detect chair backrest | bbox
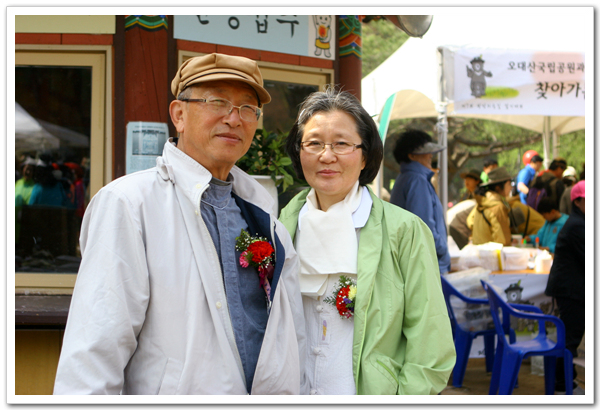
[440,275,490,331]
[440,275,459,325]
[480,280,510,341]
[481,279,549,342]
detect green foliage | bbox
[483,87,520,99]
[556,130,586,172]
[361,18,409,78]
[236,129,296,192]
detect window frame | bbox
[15,45,112,293]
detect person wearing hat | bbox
[54,53,307,395]
[389,129,450,274]
[460,168,482,200]
[559,166,578,215]
[545,180,585,394]
[467,166,514,246]
[516,154,544,204]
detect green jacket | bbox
[279,188,456,395]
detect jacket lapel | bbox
[233,194,283,301]
[352,189,383,380]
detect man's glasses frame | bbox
[179,97,262,122]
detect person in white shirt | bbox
[54,53,307,395]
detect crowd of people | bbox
[15,155,89,247]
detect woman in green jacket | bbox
[279,88,455,395]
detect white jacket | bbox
[54,141,307,395]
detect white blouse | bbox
[295,184,372,395]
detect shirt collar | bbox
[156,139,275,213]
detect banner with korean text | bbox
[174,15,336,60]
[443,47,585,116]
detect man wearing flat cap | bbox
[54,53,307,395]
[389,129,451,274]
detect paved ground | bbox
[440,358,585,395]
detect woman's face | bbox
[299,110,366,211]
[504,180,513,197]
[464,176,479,193]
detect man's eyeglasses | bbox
[300,140,363,155]
[179,97,262,122]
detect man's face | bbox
[170,80,259,180]
[551,167,565,179]
[531,161,543,172]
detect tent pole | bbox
[543,116,552,168]
[436,47,448,224]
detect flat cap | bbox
[171,53,271,105]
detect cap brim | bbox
[184,72,271,105]
[480,177,511,187]
[412,142,446,155]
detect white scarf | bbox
[295,181,363,297]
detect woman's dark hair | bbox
[285,87,383,186]
[392,129,433,164]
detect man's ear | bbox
[169,100,186,134]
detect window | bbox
[15,48,110,282]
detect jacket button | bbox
[216,301,222,309]
[310,389,317,395]
[316,305,323,312]
[195,210,199,215]
[312,347,321,355]
[195,183,201,189]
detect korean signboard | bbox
[174,15,336,60]
[443,47,585,116]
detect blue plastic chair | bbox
[481,280,574,395]
[440,275,501,387]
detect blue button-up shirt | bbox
[201,177,268,392]
[390,161,451,274]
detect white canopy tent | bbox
[362,10,588,208]
[15,102,60,152]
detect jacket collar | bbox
[400,160,434,179]
[157,139,276,214]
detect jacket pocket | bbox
[157,357,184,395]
[367,356,400,395]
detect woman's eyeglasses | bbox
[300,140,363,155]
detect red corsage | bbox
[235,229,275,302]
[324,275,357,319]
